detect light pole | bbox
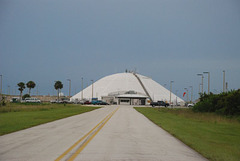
[0,75,2,97]
[91,80,94,100]
[197,74,204,94]
[67,79,71,97]
[226,82,228,92]
[184,88,189,103]
[223,70,225,92]
[36,85,39,96]
[81,77,83,100]
[170,81,174,105]
[203,72,210,94]
[15,86,17,95]
[189,86,193,103]
[8,85,10,95]
[54,81,58,100]
[175,90,178,105]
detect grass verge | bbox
[0,103,101,135]
[134,107,240,161]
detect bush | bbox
[193,89,240,116]
[22,94,30,100]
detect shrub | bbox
[193,89,240,116]
[22,94,30,100]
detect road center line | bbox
[55,107,119,161]
[67,107,119,161]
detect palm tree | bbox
[54,81,63,102]
[26,81,36,96]
[18,82,25,100]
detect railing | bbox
[133,73,153,102]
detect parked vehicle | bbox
[187,103,194,107]
[61,97,72,104]
[50,99,63,103]
[91,100,109,105]
[24,97,41,103]
[84,101,91,104]
[73,100,84,104]
[10,97,20,103]
[150,101,169,107]
[91,100,99,105]
[97,100,109,105]
[50,99,57,103]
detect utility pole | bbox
[0,75,2,98]
[37,85,39,96]
[81,77,83,100]
[203,72,210,94]
[223,70,225,92]
[170,81,174,105]
[226,82,228,92]
[91,80,94,100]
[8,85,10,95]
[189,86,193,103]
[67,79,71,97]
[175,90,178,105]
[197,74,204,94]
[184,88,189,103]
[199,83,201,94]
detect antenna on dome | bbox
[134,68,137,74]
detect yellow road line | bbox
[55,107,119,161]
[67,107,119,161]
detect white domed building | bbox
[71,72,184,105]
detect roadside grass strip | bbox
[0,104,101,135]
[134,107,240,161]
[55,107,119,161]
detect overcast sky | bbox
[1,0,240,100]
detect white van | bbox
[24,97,41,103]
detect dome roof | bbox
[71,72,184,103]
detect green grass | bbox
[0,103,101,135]
[134,107,240,161]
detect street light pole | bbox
[170,81,174,105]
[81,77,83,100]
[189,86,193,103]
[0,75,2,97]
[175,90,178,105]
[91,80,94,100]
[226,82,228,92]
[184,88,189,103]
[203,72,210,94]
[8,85,10,95]
[223,70,225,92]
[67,79,71,97]
[197,74,204,94]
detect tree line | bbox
[193,90,240,116]
[17,80,63,100]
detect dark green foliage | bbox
[0,96,6,106]
[22,94,30,100]
[54,81,63,101]
[26,81,36,96]
[54,81,63,90]
[193,90,240,116]
[17,82,25,99]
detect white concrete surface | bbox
[71,72,184,103]
[0,105,207,161]
[73,105,207,161]
[0,106,116,161]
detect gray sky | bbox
[1,0,240,100]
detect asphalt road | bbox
[0,105,208,161]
